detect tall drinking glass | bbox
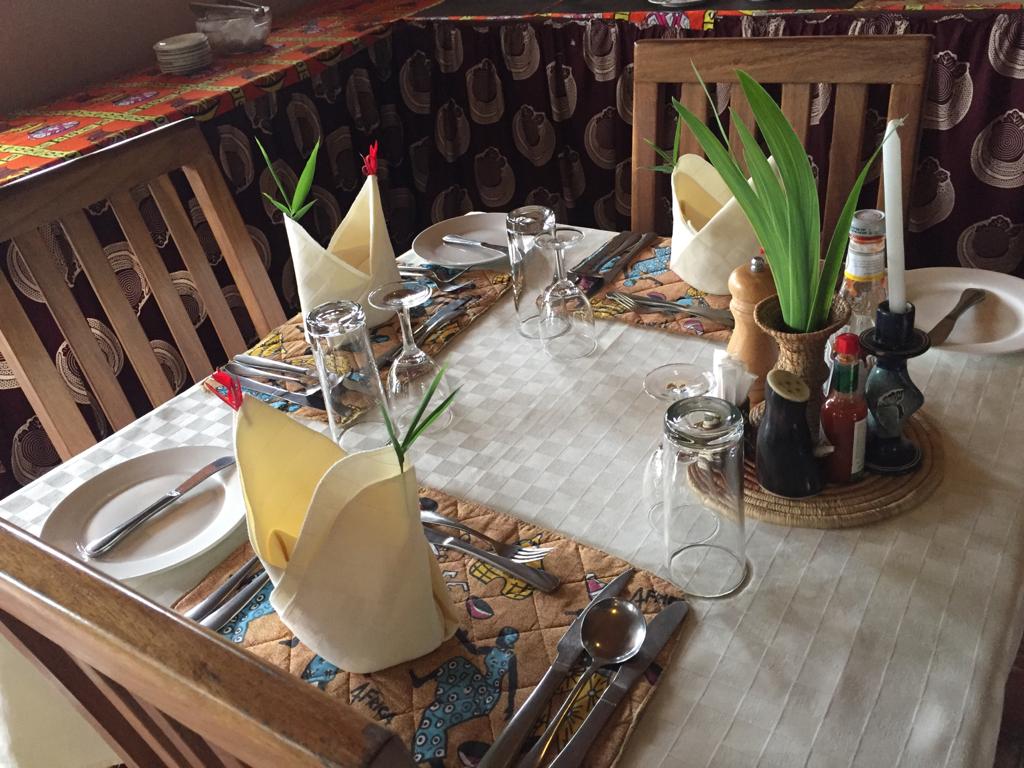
[306,300,391,452]
[662,396,749,598]
[507,205,556,338]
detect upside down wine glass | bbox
[641,363,716,528]
[368,280,454,433]
[536,227,597,360]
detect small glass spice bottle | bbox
[820,333,868,484]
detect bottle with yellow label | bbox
[839,209,888,337]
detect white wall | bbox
[0,0,313,114]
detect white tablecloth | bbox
[1,273,1022,768]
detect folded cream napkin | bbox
[233,397,459,673]
[669,154,761,295]
[285,147,400,327]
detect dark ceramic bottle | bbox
[756,369,823,498]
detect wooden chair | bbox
[0,518,415,768]
[0,119,287,461]
[630,35,934,236]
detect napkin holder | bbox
[234,397,458,673]
[287,143,400,327]
[669,154,761,295]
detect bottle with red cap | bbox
[820,333,868,484]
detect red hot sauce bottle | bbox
[820,333,868,484]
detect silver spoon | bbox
[517,598,647,768]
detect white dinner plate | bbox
[412,212,511,268]
[906,267,1024,354]
[41,446,244,581]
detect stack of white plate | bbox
[154,32,213,75]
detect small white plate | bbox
[907,267,1024,354]
[153,33,210,54]
[412,212,510,268]
[41,446,244,581]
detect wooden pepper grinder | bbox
[727,251,778,406]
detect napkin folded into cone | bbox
[285,144,400,328]
[233,397,459,673]
[669,154,762,295]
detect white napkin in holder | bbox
[286,146,401,327]
[234,397,459,673]
[669,154,761,295]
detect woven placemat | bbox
[206,268,509,425]
[591,237,733,342]
[175,488,689,768]
[689,411,944,529]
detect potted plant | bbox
[666,69,892,434]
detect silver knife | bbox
[199,570,271,630]
[224,360,318,388]
[478,568,636,768]
[422,526,560,593]
[184,554,261,621]
[927,288,987,346]
[82,455,236,558]
[234,354,314,378]
[231,374,326,409]
[547,600,689,768]
[442,234,509,257]
[569,231,640,280]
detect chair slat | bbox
[824,83,869,246]
[15,228,136,431]
[78,666,187,766]
[630,79,662,233]
[0,609,166,768]
[880,82,929,217]
[61,211,176,408]
[109,192,213,381]
[781,83,811,147]
[182,149,286,337]
[727,87,756,176]
[149,174,247,358]
[678,83,708,158]
[0,271,94,458]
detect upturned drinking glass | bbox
[306,300,391,451]
[507,205,557,338]
[661,396,749,599]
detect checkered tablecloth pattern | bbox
[3,285,1024,768]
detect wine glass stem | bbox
[398,306,418,354]
[553,244,568,281]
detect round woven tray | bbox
[689,411,944,529]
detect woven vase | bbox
[754,295,851,439]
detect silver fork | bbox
[608,291,735,327]
[419,498,553,564]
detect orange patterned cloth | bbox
[0,0,441,183]
[175,488,689,768]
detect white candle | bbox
[882,119,907,313]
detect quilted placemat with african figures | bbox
[204,267,509,424]
[590,237,733,343]
[175,488,689,768]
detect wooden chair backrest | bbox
[0,518,415,768]
[0,119,286,461]
[630,35,934,236]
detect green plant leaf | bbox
[737,70,819,330]
[262,193,292,217]
[405,387,460,448]
[291,199,317,221]
[379,403,404,469]
[648,164,677,174]
[254,138,291,207]
[644,138,676,166]
[291,139,321,215]
[400,365,448,452]
[808,125,896,329]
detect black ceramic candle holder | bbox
[859,301,931,474]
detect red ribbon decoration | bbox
[361,141,379,176]
[206,370,243,411]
